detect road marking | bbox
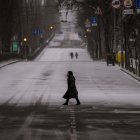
[70,107,77,140]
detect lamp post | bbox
[49,25,55,37]
[95,7,102,58]
[112,0,121,53]
[137,18,140,77]
[23,37,28,60]
[136,0,140,76]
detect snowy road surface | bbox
[0,47,140,106]
[0,33,140,140]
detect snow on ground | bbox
[69,32,81,40]
[0,46,140,106]
[37,48,92,62]
[53,33,65,41]
[0,29,140,106]
[48,33,64,47]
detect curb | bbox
[121,68,140,82]
[0,60,21,68]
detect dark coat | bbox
[63,75,78,99]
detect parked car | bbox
[106,53,115,66]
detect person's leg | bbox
[75,97,80,105]
[63,99,69,105]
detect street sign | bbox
[124,0,133,8]
[136,0,140,8]
[84,19,91,28]
[123,0,134,15]
[95,7,102,15]
[32,28,43,36]
[123,9,134,14]
[91,16,97,26]
[136,0,140,13]
[137,9,140,13]
[112,0,121,9]
[12,41,18,52]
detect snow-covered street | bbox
[1,0,140,139]
[0,33,140,106]
[0,32,140,140]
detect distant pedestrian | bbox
[75,52,78,59]
[63,71,80,105]
[70,52,74,59]
[66,10,68,18]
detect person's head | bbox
[67,71,73,76]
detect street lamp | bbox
[23,38,27,42]
[23,37,28,59]
[50,26,54,30]
[49,26,55,37]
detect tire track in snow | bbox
[0,95,15,106]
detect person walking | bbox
[63,71,80,105]
[75,52,78,59]
[70,52,74,59]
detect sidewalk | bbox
[121,68,140,82]
[0,59,21,68]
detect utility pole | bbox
[136,0,140,77]
[112,0,121,53]
[113,8,117,53]
[138,18,140,77]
